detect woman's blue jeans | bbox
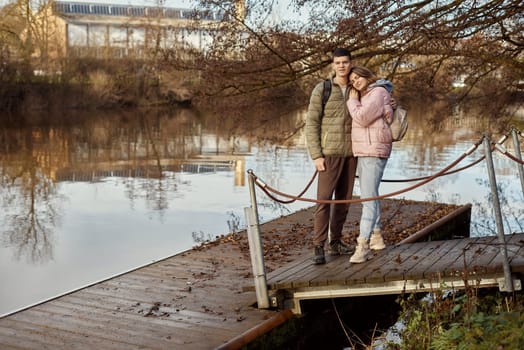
[357,156,388,240]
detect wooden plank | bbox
[508,234,524,272]
[12,306,181,346]
[12,301,239,349]
[0,320,71,350]
[267,256,327,289]
[137,259,225,277]
[69,286,259,324]
[410,239,467,280]
[311,254,362,286]
[288,252,362,288]
[307,254,356,287]
[459,236,501,275]
[81,284,253,313]
[49,298,234,330]
[440,236,501,278]
[3,312,137,350]
[74,276,256,313]
[346,245,418,285]
[81,281,193,301]
[47,300,240,343]
[54,294,254,337]
[134,264,218,280]
[78,285,254,317]
[383,240,448,282]
[487,234,524,274]
[346,243,415,284]
[287,259,338,288]
[309,249,381,286]
[100,276,189,293]
[402,239,463,281]
[266,255,312,284]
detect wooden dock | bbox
[1,199,513,349]
[266,233,524,314]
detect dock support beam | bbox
[483,135,513,292]
[245,170,270,308]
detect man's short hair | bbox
[332,48,352,60]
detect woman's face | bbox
[349,72,369,91]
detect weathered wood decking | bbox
[0,248,279,350]
[266,233,524,313]
[0,199,506,349]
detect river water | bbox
[0,105,523,317]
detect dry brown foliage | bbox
[161,0,523,122]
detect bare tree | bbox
[163,0,523,124]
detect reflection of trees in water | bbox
[122,173,184,221]
[117,110,201,219]
[1,185,59,264]
[0,129,62,263]
[257,199,291,222]
[0,107,221,262]
[1,102,520,261]
[472,179,524,236]
[411,145,522,237]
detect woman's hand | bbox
[349,88,359,99]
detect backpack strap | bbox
[321,79,332,115]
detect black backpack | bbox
[321,79,332,115]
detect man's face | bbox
[332,56,351,78]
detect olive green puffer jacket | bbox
[305,78,353,160]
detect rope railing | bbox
[495,145,524,165]
[253,128,524,205]
[382,129,516,183]
[381,155,485,183]
[251,136,484,205]
[257,153,486,205]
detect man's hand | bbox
[391,97,397,110]
[314,157,326,172]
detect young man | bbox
[305,48,357,264]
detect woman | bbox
[346,66,393,263]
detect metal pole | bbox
[511,127,524,197]
[483,135,513,292]
[245,170,269,308]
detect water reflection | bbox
[0,126,61,264]
[0,104,522,316]
[0,108,244,261]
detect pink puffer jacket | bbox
[347,86,393,158]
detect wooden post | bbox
[245,170,270,308]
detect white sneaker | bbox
[370,230,386,250]
[349,238,370,263]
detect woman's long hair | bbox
[349,66,378,85]
[349,66,378,99]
